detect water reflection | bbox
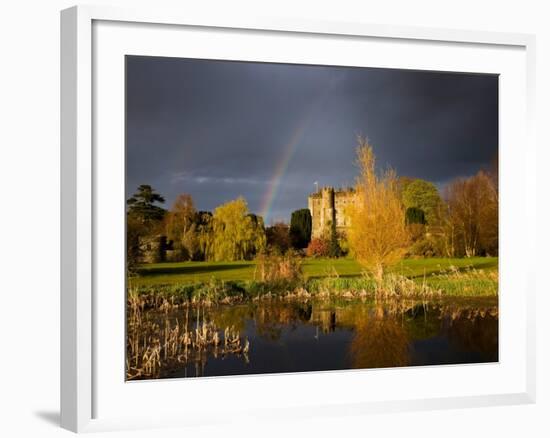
[126,298,498,380]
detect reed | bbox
[253,250,304,292]
[425,265,498,296]
[127,265,497,312]
[126,305,250,380]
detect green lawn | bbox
[131,257,498,287]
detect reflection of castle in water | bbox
[129,300,498,379]
[309,308,337,334]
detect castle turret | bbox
[320,187,335,234]
[308,186,355,238]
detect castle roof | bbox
[308,186,355,198]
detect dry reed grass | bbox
[126,305,250,380]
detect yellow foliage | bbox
[346,137,410,280]
[211,197,266,261]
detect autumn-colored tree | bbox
[349,311,409,369]
[266,222,292,254]
[196,211,213,261]
[346,136,410,281]
[443,170,498,257]
[210,197,266,261]
[164,193,198,260]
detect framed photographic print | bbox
[61,5,536,433]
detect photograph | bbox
[125,55,499,380]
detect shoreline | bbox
[128,274,498,310]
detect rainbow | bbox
[259,119,310,223]
[258,74,344,224]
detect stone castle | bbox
[308,187,356,238]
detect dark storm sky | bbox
[126,56,498,224]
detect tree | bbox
[164,193,198,260]
[328,218,342,258]
[443,171,498,257]
[405,207,426,225]
[266,222,292,254]
[210,197,266,261]
[289,209,312,249]
[126,185,166,271]
[127,184,166,223]
[196,211,213,261]
[397,176,416,199]
[401,179,443,225]
[405,207,427,246]
[289,209,311,249]
[346,136,410,281]
[126,213,146,274]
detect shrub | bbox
[407,238,436,257]
[306,237,330,257]
[254,250,303,287]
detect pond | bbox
[126,298,498,380]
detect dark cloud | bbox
[126,56,498,224]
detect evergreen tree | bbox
[289,209,312,249]
[328,218,341,258]
[127,184,166,223]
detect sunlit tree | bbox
[443,170,498,257]
[401,179,443,225]
[346,136,410,281]
[211,197,266,261]
[196,211,214,261]
[164,193,198,260]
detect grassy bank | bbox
[128,257,498,305]
[133,257,497,286]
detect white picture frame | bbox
[60,4,536,433]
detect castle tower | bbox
[308,186,355,239]
[320,187,335,233]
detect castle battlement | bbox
[308,187,356,238]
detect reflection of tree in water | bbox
[252,301,314,341]
[402,304,442,340]
[348,305,410,369]
[345,301,498,369]
[130,298,499,378]
[442,306,498,361]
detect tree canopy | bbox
[210,197,266,261]
[164,193,199,260]
[405,207,426,225]
[127,184,166,223]
[289,209,312,249]
[401,179,443,225]
[347,136,410,280]
[266,222,291,254]
[443,171,498,257]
